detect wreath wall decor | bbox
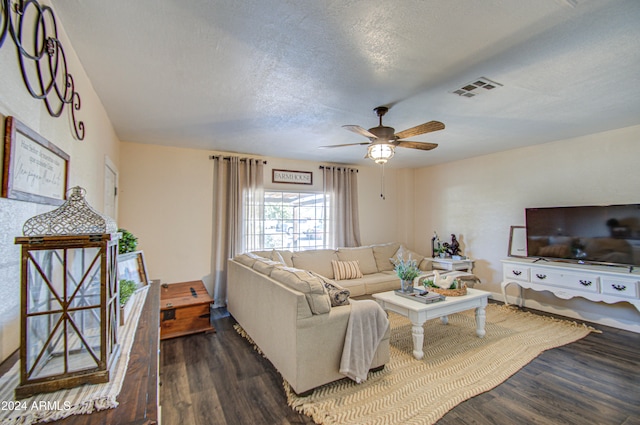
[0,0,85,140]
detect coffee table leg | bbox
[440,315,449,325]
[411,322,425,360]
[475,306,486,338]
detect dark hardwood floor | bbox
[160,303,640,425]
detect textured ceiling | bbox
[54,0,640,168]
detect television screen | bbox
[525,204,640,267]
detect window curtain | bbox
[211,156,264,307]
[322,166,360,248]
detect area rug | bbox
[283,303,598,425]
[0,286,149,425]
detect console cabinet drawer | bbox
[501,259,640,312]
[530,269,600,293]
[504,265,530,282]
[601,278,639,298]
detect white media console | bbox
[501,258,640,312]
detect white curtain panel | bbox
[322,166,361,248]
[211,156,264,306]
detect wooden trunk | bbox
[160,280,215,340]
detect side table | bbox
[424,257,474,272]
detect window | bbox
[244,191,329,251]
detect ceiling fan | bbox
[321,106,445,164]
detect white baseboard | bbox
[488,291,640,334]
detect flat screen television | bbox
[525,204,640,268]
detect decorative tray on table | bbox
[394,288,445,304]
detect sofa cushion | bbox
[292,249,338,279]
[273,250,294,267]
[331,260,364,280]
[362,271,403,294]
[310,272,351,307]
[252,258,283,275]
[251,250,274,259]
[372,242,401,272]
[418,258,434,271]
[336,246,378,275]
[270,267,331,314]
[234,253,259,267]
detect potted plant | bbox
[119,279,138,325]
[394,257,421,293]
[118,228,138,254]
[435,246,447,258]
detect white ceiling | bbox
[54,0,640,168]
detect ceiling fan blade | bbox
[342,125,378,139]
[394,141,438,151]
[318,142,371,149]
[394,121,445,139]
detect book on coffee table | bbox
[394,288,445,304]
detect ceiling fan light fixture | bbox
[368,144,395,164]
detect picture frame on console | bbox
[118,250,149,289]
[508,225,527,258]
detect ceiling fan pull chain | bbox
[380,163,386,200]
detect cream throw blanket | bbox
[339,299,389,383]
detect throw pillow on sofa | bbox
[324,279,350,306]
[270,267,332,315]
[308,271,351,307]
[332,260,364,280]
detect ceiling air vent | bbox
[450,77,503,98]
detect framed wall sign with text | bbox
[2,117,70,206]
[272,169,313,185]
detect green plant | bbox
[423,278,461,290]
[422,278,435,288]
[119,279,138,306]
[118,228,138,254]
[394,257,421,281]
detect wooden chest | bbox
[160,280,215,340]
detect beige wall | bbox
[0,2,121,362]
[119,126,640,331]
[118,143,215,289]
[118,144,411,294]
[413,124,640,331]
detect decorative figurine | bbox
[443,234,461,257]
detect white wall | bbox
[0,2,121,362]
[413,125,640,331]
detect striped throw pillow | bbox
[331,260,363,280]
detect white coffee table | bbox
[373,288,490,360]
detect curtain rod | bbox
[209,155,267,164]
[319,165,358,172]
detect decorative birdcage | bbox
[14,187,121,398]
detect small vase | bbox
[401,279,414,293]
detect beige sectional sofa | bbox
[227,242,432,394]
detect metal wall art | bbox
[0,0,85,140]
